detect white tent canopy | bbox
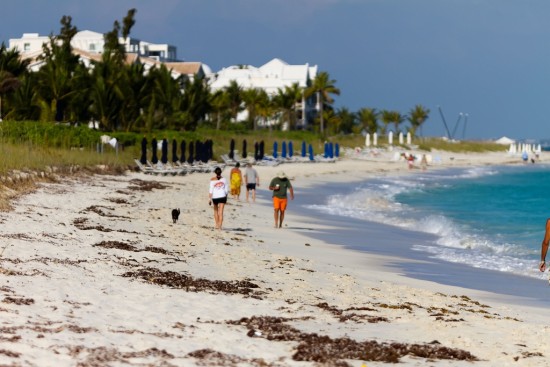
[495,136,515,145]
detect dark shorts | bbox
[246,183,256,191]
[212,197,227,205]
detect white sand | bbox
[0,149,548,366]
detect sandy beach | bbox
[0,149,549,367]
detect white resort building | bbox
[8,32,320,128]
[8,30,206,80]
[209,58,318,128]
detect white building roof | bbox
[209,58,317,96]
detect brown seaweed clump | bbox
[121,267,263,298]
[227,316,478,365]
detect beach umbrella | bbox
[388,131,393,145]
[140,137,147,164]
[242,139,247,159]
[308,144,314,161]
[273,141,278,158]
[254,141,259,161]
[229,139,235,160]
[399,132,404,145]
[324,142,329,158]
[259,141,265,160]
[289,141,294,157]
[301,141,306,157]
[195,140,202,163]
[188,141,195,164]
[281,141,287,158]
[365,134,371,148]
[373,132,378,146]
[180,140,186,163]
[335,143,340,157]
[206,139,214,161]
[172,139,179,162]
[161,139,168,164]
[151,138,158,164]
[329,142,334,158]
[407,132,412,145]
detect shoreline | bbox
[0,150,549,366]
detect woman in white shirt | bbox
[209,167,229,230]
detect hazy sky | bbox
[2,0,550,140]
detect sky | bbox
[2,0,550,140]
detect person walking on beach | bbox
[539,218,550,272]
[230,162,243,201]
[244,163,259,203]
[269,171,294,228]
[209,167,229,230]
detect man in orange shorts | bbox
[269,171,294,228]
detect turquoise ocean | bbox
[301,164,550,286]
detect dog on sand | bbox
[171,208,180,223]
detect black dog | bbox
[171,208,180,223]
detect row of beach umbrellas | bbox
[228,139,340,161]
[140,138,214,165]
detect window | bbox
[89,44,96,51]
[24,43,30,51]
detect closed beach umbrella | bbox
[161,139,168,164]
[328,142,334,159]
[242,139,247,159]
[365,133,371,147]
[254,141,259,161]
[180,140,186,163]
[273,141,278,158]
[324,142,329,158]
[289,141,294,157]
[308,144,314,161]
[282,141,287,158]
[140,137,147,164]
[259,141,265,160]
[195,140,202,163]
[188,141,194,164]
[172,139,178,162]
[335,143,340,157]
[206,139,214,161]
[151,138,158,164]
[229,139,235,160]
[301,141,306,157]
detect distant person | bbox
[230,162,243,201]
[420,154,428,170]
[522,151,529,163]
[539,219,550,273]
[244,163,259,203]
[209,167,229,230]
[269,171,294,228]
[407,153,415,169]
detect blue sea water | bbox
[305,164,550,282]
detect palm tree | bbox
[224,80,243,122]
[180,75,211,131]
[408,104,430,137]
[357,107,379,135]
[380,109,393,135]
[242,88,268,130]
[34,17,81,122]
[305,71,340,135]
[0,43,30,120]
[335,107,355,134]
[390,111,405,135]
[272,87,295,130]
[209,90,228,130]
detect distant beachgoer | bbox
[244,163,259,203]
[407,154,415,169]
[420,154,428,170]
[209,167,229,230]
[522,151,529,163]
[269,171,294,228]
[539,219,550,273]
[230,162,243,200]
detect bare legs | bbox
[273,208,285,228]
[246,189,256,203]
[213,203,225,230]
